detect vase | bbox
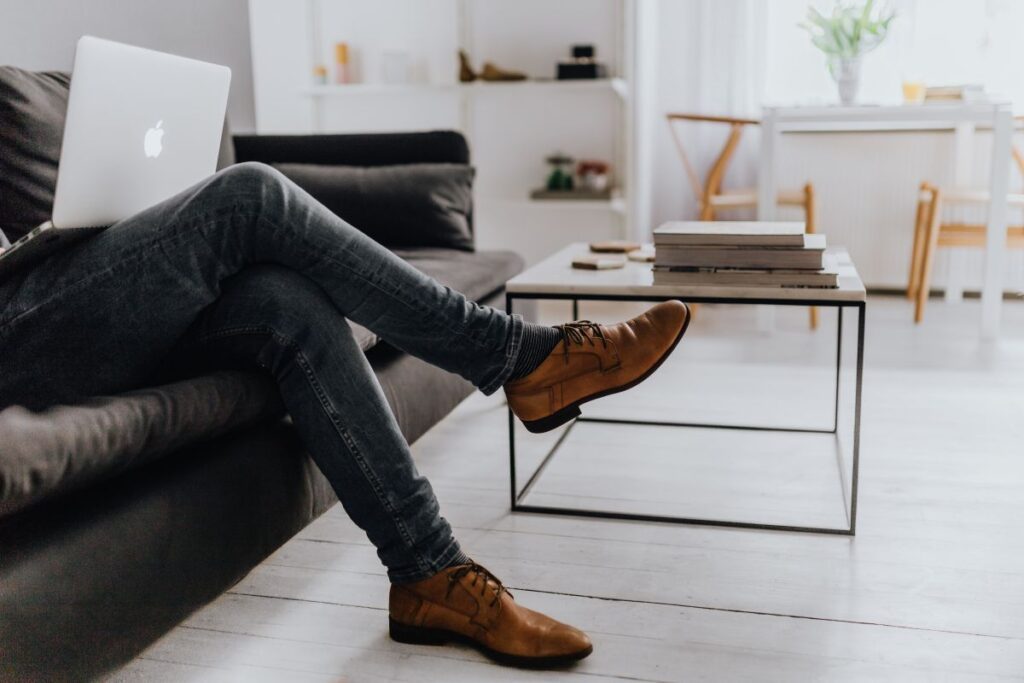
[831,56,862,105]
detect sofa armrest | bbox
[232,130,469,167]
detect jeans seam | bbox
[291,347,432,578]
[255,212,505,356]
[193,323,433,578]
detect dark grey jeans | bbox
[0,162,524,583]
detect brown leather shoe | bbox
[389,563,593,668]
[505,300,690,433]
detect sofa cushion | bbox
[273,163,475,251]
[0,370,283,519]
[394,247,524,303]
[0,67,70,242]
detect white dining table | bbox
[757,102,1015,339]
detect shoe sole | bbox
[389,617,593,669]
[521,303,692,434]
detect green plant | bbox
[800,0,895,63]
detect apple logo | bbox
[144,120,164,158]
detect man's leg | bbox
[165,265,459,583]
[0,162,688,437]
[0,162,518,410]
[164,265,594,665]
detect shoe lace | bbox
[556,321,608,364]
[446,562,510,608]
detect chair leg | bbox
[803,183,819,330]
[907,182,928,300]
[915,186,943,324]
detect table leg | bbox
[945,122,975,303]
[981,109,1012,339]
[757,112,779,333]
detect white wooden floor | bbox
[108,295,1024,682]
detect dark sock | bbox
[443,548,474,569]
[508,323,563,380]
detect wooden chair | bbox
[667,112,819,329]
[908,122,1024,323]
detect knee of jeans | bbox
[219,161,286,192]
[207,161,293,225]
[225,266,342,347]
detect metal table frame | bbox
[506,291,866,536]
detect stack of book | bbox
[652,221,838,288]
[924,84,985,103]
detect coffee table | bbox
[504,243,866,535]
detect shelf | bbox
[481,196,627,214]
[302,78,628,98]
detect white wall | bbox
[0,0,256,132]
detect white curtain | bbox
[650,0,769,229]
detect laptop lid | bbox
[51,36,231,228]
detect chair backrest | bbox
[666,113,761,216]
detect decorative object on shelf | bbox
[532,153,618,201]
[458,50,476,83]
[312,64,327,86]
[589,240,640,253]
[457,50,527,82]
[334,42,352,84]
[543,152,575,191]
[799,0,895,105]
[571,254,625,270]
[481,62,527,82]
[381,51,412,84]
[557,44,607,80]
[577,159,610,192]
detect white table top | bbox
[506,243,867,303]
[763,102,1013,132]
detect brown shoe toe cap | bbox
[644,300,689,335]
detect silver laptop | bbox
[0,36,231,275]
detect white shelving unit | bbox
[248,0,656,265]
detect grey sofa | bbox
[0,128,524,679]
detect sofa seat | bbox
[396,247,524,303]
[0,371,283,520]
